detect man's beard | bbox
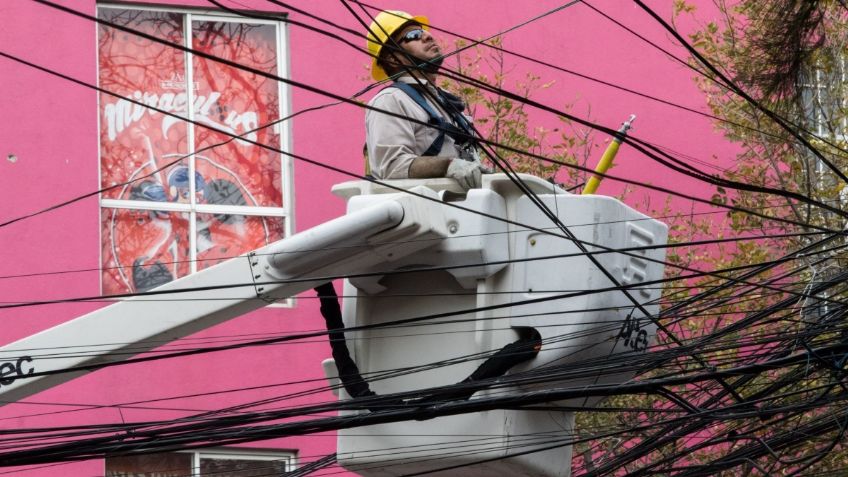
[414,54,444,75]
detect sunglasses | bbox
[397,28,426,44]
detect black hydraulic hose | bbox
[315,282,376,399]
[314,284,543,408]
[412,328,542,405]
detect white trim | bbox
[190,13,283,26]
[195,203,287,216]
[185,11,198,273]
[101,199,287,216]
[96,10,105,297]
[277,16,296,309]
[195,449,296,475]
[101,199,192,212]
[278,16,296,237]
[196,450,295,475]
[198,449,295,460]
[192,451,200,476]
[98,3,238,18]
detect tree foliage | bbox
[567,1,848,475]
[440,37,596,185]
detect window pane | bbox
[197,214,284,270]
[199,457,287,477]
[191,21,283,208]
[102,208,190,294]
[105,452,192,477]
[98,8,189,202]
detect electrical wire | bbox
[2,2,847,475]
[5,0,846,239]
[630,0,848,184]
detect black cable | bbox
[3,298,836,424]
[8,1,847,238]
[1,346,840,468]
[0,225,825,283]
[429,62,848,222]
[3,276,844,458]
[0,240,840,448]
[631,0,848,184]
[6,0,848,468]
[344,0,846,158]
[3,338,847,465]
[0,39,831,246]
[579,296,848,475]
[286,453,337,477]
[1,11,840,390]
[580,0,848,160]
[337,1,848,221]
[2,230,845,386]
[8,26,833,311]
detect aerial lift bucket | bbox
[328,174,667,477]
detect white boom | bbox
[0,190,452,404]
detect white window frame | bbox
[801,56,847,142]
[96,4,295,298]
[194,448,296,475]
[799,56,848,205]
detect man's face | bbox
[392,23,441,65]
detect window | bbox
[105,449,294,476]
[798,54,847,207]
[97,6,292,294]
[800,55,847,141]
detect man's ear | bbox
[383,50,401,66]
[388,48,415,67]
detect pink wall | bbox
[0,0,735,475]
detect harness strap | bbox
[391,81,447,157]
[439,88,474,134]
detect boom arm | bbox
[0,192,450,405]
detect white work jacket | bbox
[365,76,469,179]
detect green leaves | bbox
[438,37,592,184]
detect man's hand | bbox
[446,158,485,189]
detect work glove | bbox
[446,158,485,190]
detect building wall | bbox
[0,0,735,475]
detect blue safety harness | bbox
[389,81,475,157]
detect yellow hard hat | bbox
[366,10,429,81]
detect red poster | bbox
[98,9,284,294]
[192,20,283,208]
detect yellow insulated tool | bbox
[582,114,636,195]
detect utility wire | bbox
[631,0,848,184]
[6,1,847,237]
[4,2,848,472]
[2,338,846,465]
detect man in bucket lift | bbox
[365,10,490,190]
[315,12,538,406]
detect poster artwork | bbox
[99,11,284,294]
